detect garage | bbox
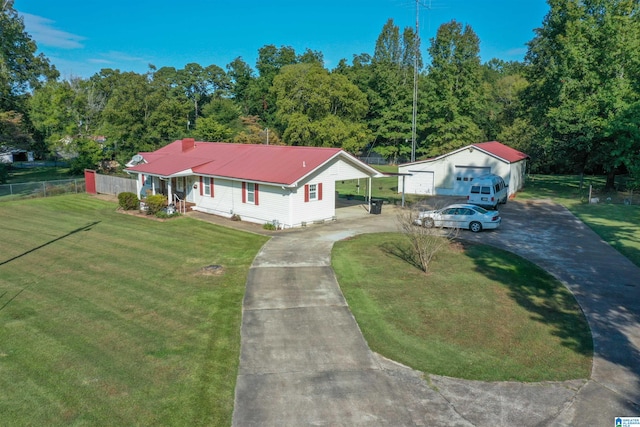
[406,170,434,195]
[453,166,490,194]
[397,141,529,198]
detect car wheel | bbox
[423,218,435,228]
[469,221,482,233]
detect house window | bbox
[247,182,255,203]
[304,183,323,202]
[242,182,259,205]
[200,177,213,197]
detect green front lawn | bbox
[0,194,268,426]
[332,233,593,382]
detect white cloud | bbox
[21,13,85,49]
[103,51,146,62]
[87,51,147,67]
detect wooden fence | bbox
[85,170,137,196]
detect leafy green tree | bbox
[68,137,103,174]
[226,57,255,115]
[601,101,640,185]
[244,45,299,125]
[176,63,230,128]
[192,116,234,141]
[99,71,156,155]
[423,20,485,156]
[0,110,32,151]
[477,59,528,141]
[272,63,370,152]
[366,19,422,162]
[233,115,281,145]
[69,78,106,136]
[0,0,58,112]
[524,0,640,185]
[147,98,190,143]
[28,81,76,151]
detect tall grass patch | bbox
[332,233,592,382]
[0,194,268,425]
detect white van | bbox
[467,174,508,209]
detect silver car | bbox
[414,203,501,232]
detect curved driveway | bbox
[231,199,640,426]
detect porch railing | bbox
[173,193,187,214]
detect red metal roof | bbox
[473,141,529,163]
[126,139,352,185]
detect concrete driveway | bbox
[230,199,640,426]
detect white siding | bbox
[399,147,527,197]
[193,178,293,227]
[190,157,378,228]
[507,160,527,195]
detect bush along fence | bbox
[0,179,86,201]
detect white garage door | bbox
[409,170,434,195]
[453,166,490,195]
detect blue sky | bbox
[15,0,549,79]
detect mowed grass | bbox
[0,194,268,426]
[332,233,593,382]
[6,165,82,183]
[336,164,426,205]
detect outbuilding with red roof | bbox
[397,141,529,198]
[125,138,383,228]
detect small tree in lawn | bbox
[396,206,458,274]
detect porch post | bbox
[368,177,372,211]
[151,178,156,195]
[137,174,143,198]
[167,179,173,206]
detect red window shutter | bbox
[210,178,214,197]
[199,176,203,196]
[255,184,259,206]
[242,182,246,203]
[318,183,323,201]
[304,184,309,202]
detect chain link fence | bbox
[587,184,638,205]
[0,179,86,201]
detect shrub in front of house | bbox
[145,194,167,215]
[155,210,180,219]
[118,192,139,210]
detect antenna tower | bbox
[411,0,432,163]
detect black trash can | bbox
[370,199,383,215]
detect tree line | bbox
[1,0,639,188]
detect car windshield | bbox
[472,206,488,214]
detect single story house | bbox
[125,138,383,228]
[397,141,529,197]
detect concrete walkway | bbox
[223,199,640,426]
